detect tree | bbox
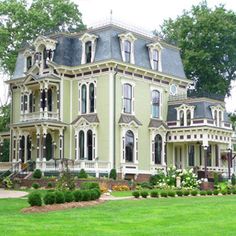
[160,1,236,96]
[229,113,236,131]
[0,104,10,132]
[0,0,85,75]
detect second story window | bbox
[180,110,184,126]
[124,40,131,63]
[89,83,95,113]
[26,56,32,70]
[123,83,132,114]
[153,49,159,71]
[187,110,191,126]
[82,84,87,114]
[85,41,92,63]
[152,90,160,118]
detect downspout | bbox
[113,66,118,169]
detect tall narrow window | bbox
[24,95,28,112]
[153,50,159,70]
[219,111,222,127]
[152,90,160,118]
[85,41,92,63]
[125,130,134,162]
[124,40,131,63]
[89,83,95,113]
[187,110,191,126]
[27,135,31,161]
[26,56,32,70]
[188,144,194,166]
[87,130,93,161]
[154,134,162,164]
[29,93,33,113]
[79,131,84,159]
[48,89,52,112]
[180,110,184,126]
[123,83,132,113]
[45,133,52,161]
[215,145,219,167]
[43,47,48,69]
[81,85,87,114]
[214,110,218,126]
[207,145,212,166]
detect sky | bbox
[1,0,236,111]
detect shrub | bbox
[213,190,219,195]
[140,190,149,198]
[140,182,153,189]
[191,190,198,196]
[232,189,236,195]
[112,185,129,191]
[227,189,232,195]
[176,190,183,197]
[3,176,13,189]
[109,169,117,180]
[44,192,56,205]
[33,169,42,179]
[183,190,190,196]
[32,183,40,189]
[56,170,75,191]
[150,190,159,198]
[80,182,100,190]
[78,169,88,179]
[221,189,227,195]
[28,192,42,206]
[132,191,140,198]
[55,191,65,204]
[47,182,53,188]
[200,190,206,196]
[232,174,236,186]
[149,172,166,186]
[64,191,74,202]
[73,190,83,202]
[92,188,101,199]
[213,173,219,186]
[167,190,175,197]
[206,190,212,195]
[90,189,100,200]
[160,191,168,198]
[81,190,91,201]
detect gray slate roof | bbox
[13,24,186,80]
[118,114,142,126]
[167,101,229,122]
[148,119,168,129]
[72,114,100,124]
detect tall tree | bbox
[0,0,85,75]
[160,1,236,96]
[0,104,10,132]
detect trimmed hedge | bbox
[73,190,83,202]
[78,169,88,179]
[213,190,219,195]
[81,190,91,201]
[176,190,183,197]
[28,192,42,206]
[183,190,190,196]
[32,169,42,179]
[200,190,207,196]
[160,191,168,198]
[167,191,175,197]
[191,190,198,196]
[32,183,40,189]
[132,191,140,198]
[44,192,56,205]
[80,182,100,190]
[150,190,159,198]
[140,191,149,198]
[55,191,65,204]
[64,191,74,202]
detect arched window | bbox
[29,93,33,113]
[45,133,52,161]
[219,111,222,127]
[27,135,31,161]
[187,110,191,126]
[124,40,131,63]
[180,110,184,126]
[79,131,84,159]
[48,88,52,112]
[89,83,95,113]
[153,50,159,71]
[152,90,160,118]
[87,130,93,160]
[85,41,92,63]
[124,83,132,113]
[20,136,25,163]
[125,130,134,162]
[154,134,162,165]
[81,85,87,114]
[26,56,32,70]
[43,47,48,69]
[214,110,218,126]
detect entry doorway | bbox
[175,146,183,169]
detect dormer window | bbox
[180,110,184,126]
[124,40,131,63]
[26,56,32,70]
[152,49,159,70]
[147,42,162,71]
[211,105,224,127]
[176,104,195,126]
[187,110,191,126]
[85,41,92,63]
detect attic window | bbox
[26,56,32,70]
[85,41,92,63]
[152,49,159,70]
[124,40,131,63]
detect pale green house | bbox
[0,21,234,180]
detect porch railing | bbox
[198,166,229,173]
[21,111,59,121]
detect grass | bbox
[111,191,133,197]
[1,195,236,235]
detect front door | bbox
[175,146,183,169]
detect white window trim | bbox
[210,105,224,127]
[150,86,163,120]
[147,42,163,71]
[118,32,137,64]
[79,33,98,64]
[121,79,135,115]
[175,104,195,126]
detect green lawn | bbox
[111,190,133,197]
[1,196,236,235]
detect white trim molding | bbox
[147,42,163,72]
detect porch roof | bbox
[10,120,67,128]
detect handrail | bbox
[0,161,20,180]
[10,160,35,179]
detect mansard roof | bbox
[118,114,142,126]
[13,22,186,80]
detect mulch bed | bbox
[21,199,105,214]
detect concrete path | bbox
[0,189,28,199]
[100,194,133,201]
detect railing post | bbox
[95,161,99,178]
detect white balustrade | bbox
[21,111,59,121]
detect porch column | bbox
[56,85,60,119]
[40,84,44,118]
[44,83,48,119]
[59,129,64,159]
[84,129,87,160]
[36,128,40,160]
[75,133,78,160]
[18,135,22,163]
[0,138,3,161]
[12,133,17,162]
[203,145,208,179]
[24,134,27,163]
[42,128,47,161]
[162,139,166,166]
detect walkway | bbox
[0,189,28,199]
[100,194,133,201]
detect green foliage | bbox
[64,191,74,202]
[150,190,159,198]
[160,191,168,198]
[44,192,56,205]
[80,182,99,190]
[149,173,165,186]
[55,191,65,204]
[191,190,198,196]
[160,2,236,96]
[90,189,100,200]
[206,190,212,195]
[167,190,175,197]
[232,189,236,195]
[47,182,53,188]
[0,0,85,75]
[78,169,88,179]
[3,176,13,189]
[81,190,91,201]
[231,174,236,186]
[132,191,140,198]
[200,190,207,196]
[140,182,153,189]
[213,190,219,195]
[221,189,227,195]
[183,190,190,196]
[0,104,10,132]
[28,192,42,206]
[176,190,183,197]
[214,173,219,186]
[33,169,42,179]
[32,183,40,189]
[109,169,117,180]
[73,190,83,202]
[0,139,10,162]
[227,189,232,195]
[56,169,75,191]
[140,190,149,198]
